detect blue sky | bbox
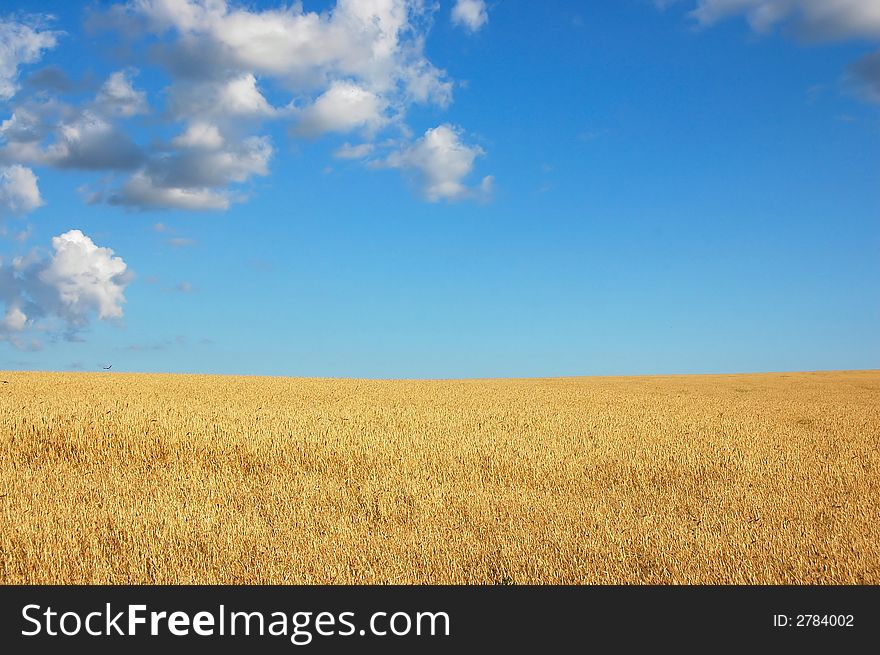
[0,0,878,377]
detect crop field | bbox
[0,370,878,585]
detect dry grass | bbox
[0,370,878,584]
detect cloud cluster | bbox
[0,229,130,349]
[0,16,60,225]
[106,0,454,103]
[0,58,254,210]
[0,16,131,353]
[1,3,494,210]
[0,3,498,350]
[452,0,489,33]
[79,0,489,206]
[0,93,145,172]
[0,16,61,100]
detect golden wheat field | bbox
[0,370,878,585]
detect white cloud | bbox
[452,0,489,32]
[167,73,275,120]
[95,69,149,117]
[110,171,232,211]
[2,305,27,331]
[0,105,47,143]
[0,230,130,348]
[150,134,271,187]
[1,102,144,171]
[478,173,494,198]
[293,81,387,137]
[680,0,880,40]
[103,128,271,211]
[48,111,144,170]
[0,17,61,100]
[109,0,453,102]
[0,165,43,216]
[220,73,274,115]
[171,121,225,149]
[39,230,129,320]
[384,124,491,202]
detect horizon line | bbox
[1,368,877,382]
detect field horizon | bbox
[3,368,878,381]
[2,369,878,585]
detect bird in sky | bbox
[102,365,112,370]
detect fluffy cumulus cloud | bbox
[171,121,225,150]
[451,0,489,32]
[0,230,130,348]
[166,73,275,121]
[0,16,61,101]
[42,111,143,170]
[95,69,148,117]
[0,164,43,216]
[108,172,229,210]
[293,81,387,137]
[38,230,128,320]
[384,124,491,202]
[139,134,273,190]
[108,131,272,210]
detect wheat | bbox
[0,370,877,584]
